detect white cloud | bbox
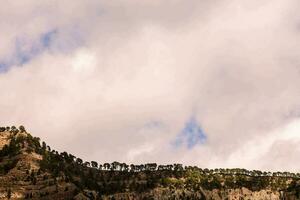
[71,48,97,73]
[0,0,300,171]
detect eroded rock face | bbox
[203,188,281,200]
[0,131,10,149]
[99,187,283,200]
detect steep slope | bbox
[0,126,299,200]
[0,128,77,199]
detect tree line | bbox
[1,125,299,179]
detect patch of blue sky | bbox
[40,29,57,48]
[0,27,87,73]
[173,117,207,149]
[0,29,58,72]
[0,62,10,73]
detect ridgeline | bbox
[0,126,299,200]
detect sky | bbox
[0,0,300,172]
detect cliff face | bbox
[0,127,299,200]
[93,187,300,200]
[99,187,283,200]
[203,188,281,200]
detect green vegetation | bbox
[0,125,299,199]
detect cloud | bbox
[220,118,300,172]
[0,0,300,171]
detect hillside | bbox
[0,126,299,200]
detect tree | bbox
[42,142,47,151]
[83,162,90,167]
[111,161,120,171]
[76,158,83,165]
[120,163,129,171]
[123,163,129,172]
[104,163,110,170]
[130,164,135,172]
[69,154,76,162]
[91,161,98,168]
[11,126,17,133]
[7,188,11,199]
[19,125,26,133]
[173,164,183,171]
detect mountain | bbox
[0,126,299,200]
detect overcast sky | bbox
[1,0,300,172]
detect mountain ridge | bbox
[0,126,299,200]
